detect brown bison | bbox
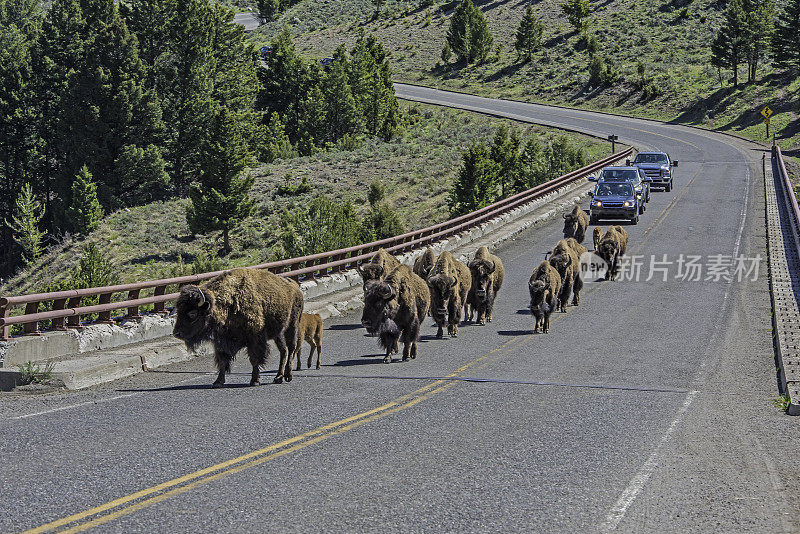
[173,268,303,388]
[593,226,603,251]
[549,239,583,311]
[294,313,323,370]
[597,225,629,281]
[528,261,562,334]
[413,248,437,279]
[427,251,471,337]
[361,265,430,363]
[467,246,505,325]
[357,248,401,287]
[563,205,590,243]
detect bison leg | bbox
[247,339,268,387]
[212,348,233,388]
[274,333,293,383]
[560,277,573,312]
[486,293,496,322]
[435,323,444,338]
[572,275,584,306]
[543,311,551,333]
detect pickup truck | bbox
[629,151,678,192]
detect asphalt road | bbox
[232,12,260,32]
[2,88,799,533]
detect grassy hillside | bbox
[251,0,799,155]
[1,103,608,296]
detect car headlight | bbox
[594,201,602,207]
[623,201,633,207]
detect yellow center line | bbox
[23,337,523,534]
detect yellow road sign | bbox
[761,106,773,119]
[764,117,771,125]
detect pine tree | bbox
[114,144,170,205]
[515,4,543,63]
[256,0,280,23]
[561,0,593,33]
[468,6,494,63]
[257,112,296,163]
[446,0,472,63]
[711,0,748,87]
[441,42,452,64]
[322,48,360,142]
[6,183,45,266]
[773,0,800,71]
[119,0,176,89]
[186,106,255,255]
[490,125,521,198]
[0,0,43,269]
[67,165,104,236]
[448,143,499,216]
[743,0,774,83]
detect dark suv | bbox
[630,152,678,192]
[589,181,640,225]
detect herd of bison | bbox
[172,205,628,388]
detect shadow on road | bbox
[327,324,364,331]
[498,330,533,336]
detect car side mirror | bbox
[625,159,631,166]
[588,191,594,198]
[588,175,597,182]
[672,161,678,167]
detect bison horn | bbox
[563,214,568,219]
[375,264,384,277]
[196,289,205,308]
[450,276,458,288]
[488,261,496,274]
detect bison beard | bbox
[378,318,401,354]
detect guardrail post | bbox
[66,297,83,330]
[22,302,41,335]
[1,302,9,340]
[125,289,142,321]
[97,293,113,324]
[153,285,167,314]
[51,298,68,331]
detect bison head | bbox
[426,273,458,321]
[548,251,572,278]
[528,279,551,318]
[563,214,579,240]
[361,279,399,332]
[358,263,384,284]
[468,259,496,302]
[173,285,214,350]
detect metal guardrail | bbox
[774,146,799,236]
[0,148,632,340]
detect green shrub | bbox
[17,361,55,386]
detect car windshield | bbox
[634,153,668,164]
[600,169,638,182]
[596,183,633,197]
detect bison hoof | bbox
[285,374,293,382]
[211,381,224,389]
[249,379,261,387]
[402,356,410,362]
[273,376,284,384]
[316,364,321,369]
[383,356,391,364]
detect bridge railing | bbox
[774,146,800,237]
[0,148,632,340]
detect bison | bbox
[294,313,323,370]
[361,264,430,363]
[563,205,590,243]
[549,239,583,311]
[173,268,303,388]
[427,251,471,338]
[528,260,562,334]
[413,248,437,279]
[467,246,505,325]
[357,248,401,287]
[597,225,629,281]
[593,226,603,251]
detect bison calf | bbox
[294,313,323,370]
[467,246,504,325]
[529,261,562,333]
[563,205,590,243]
[173,268,303,388]
[361,265,430,363]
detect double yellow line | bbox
[24,339,522,534]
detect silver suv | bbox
[630,152,678,192]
